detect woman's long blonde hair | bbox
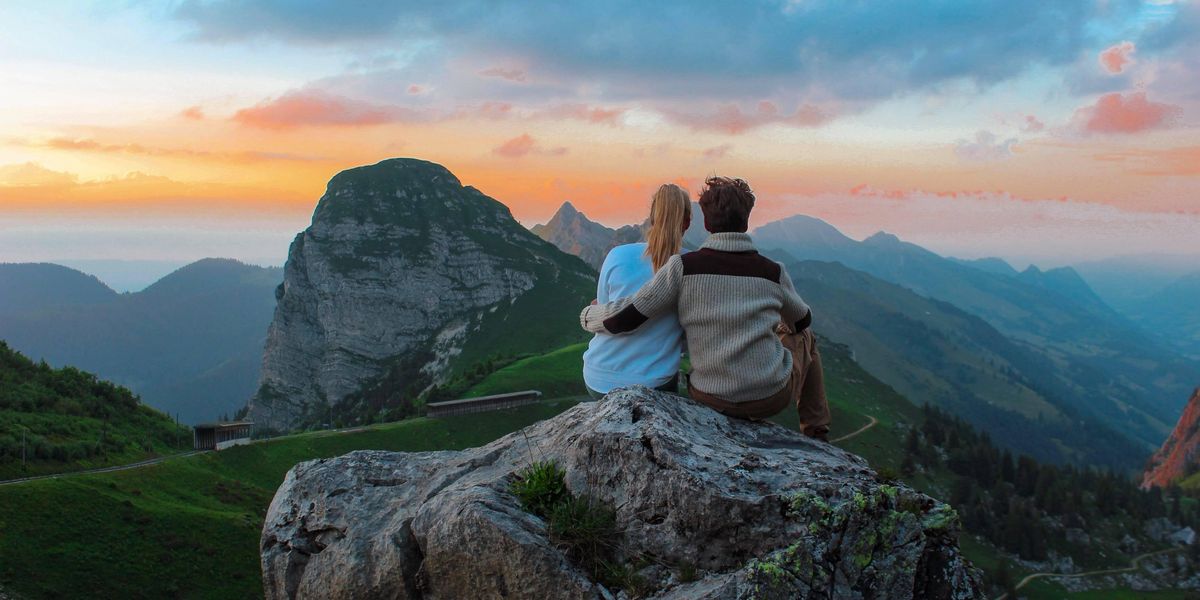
[644,183,692,273]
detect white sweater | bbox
[582,243,685,393]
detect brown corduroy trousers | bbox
[688,327,831,438]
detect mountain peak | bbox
[556,200,580,216]
[312,158,481,227]
[1016,265,1111,314]
[751,215,855,260]
[248,158,592,431]
[863,231,902,246]
[141,258,280,298]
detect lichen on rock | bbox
[260,387,983,599]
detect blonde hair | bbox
[644,183,691,273]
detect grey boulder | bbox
[261,387,983,599]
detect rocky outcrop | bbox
[261,387,983,599]
[1143,388,1200,488]
[247,159,593,431]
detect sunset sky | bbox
[1,1,1197,272]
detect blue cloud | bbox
[174,0,1189,104]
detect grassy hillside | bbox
[2,338,1190,598]
[464,342,589,399]
[0,342,190,480]
[0,401,580,599]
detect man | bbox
[579,176,831,440]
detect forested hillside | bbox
[0,342,189,479]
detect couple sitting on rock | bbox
[579,176,831,441]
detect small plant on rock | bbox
[549,494,617,575]
[510,460,570,518]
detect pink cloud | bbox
[1099,41,1136,74]
[407,84,425,95]
[179,105,205,120]
[1021,115,1045,133]
[540,104,626,125]
[34,136,327,163]
[493,134,535,157]
[702,144,733,159]
[479,67,527,82]
[669,101,832,134]
[1075,91,1182,134]
[232,90,420,129]
[492,134,566,158]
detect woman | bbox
[582,183,691,399]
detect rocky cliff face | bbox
[261,387,982,599]
[247,159,594,431]
[1143,388,1200,488]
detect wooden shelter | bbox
[193,421,253,451]
[426,391,542,418]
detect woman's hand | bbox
[591,299,598,305]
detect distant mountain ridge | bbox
[530,201,642,269]
[246,158,594,431]
[1124,272,1200,358]
[0,259,281,424]
[786,259,1147,467]
[539,205,1196,466]
[948,256,1019,277]
[754,214,1198,451]
[0,262,118,313]
[532,201,707,269]
[1015,264,1116,317]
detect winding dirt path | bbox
[0,451,206,487]
[831,415,878,443]
[993,547,1184,600]
[0,422,385,487]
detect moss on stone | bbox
[920,503,959,535]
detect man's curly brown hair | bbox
[698,176,755,233]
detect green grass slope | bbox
[0,400,579,599]
[462,336,913,472]
[464,342,589,399]
[2,338,1190,599]
[0,342,190,480]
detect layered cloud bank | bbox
[0,0,1196,264]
